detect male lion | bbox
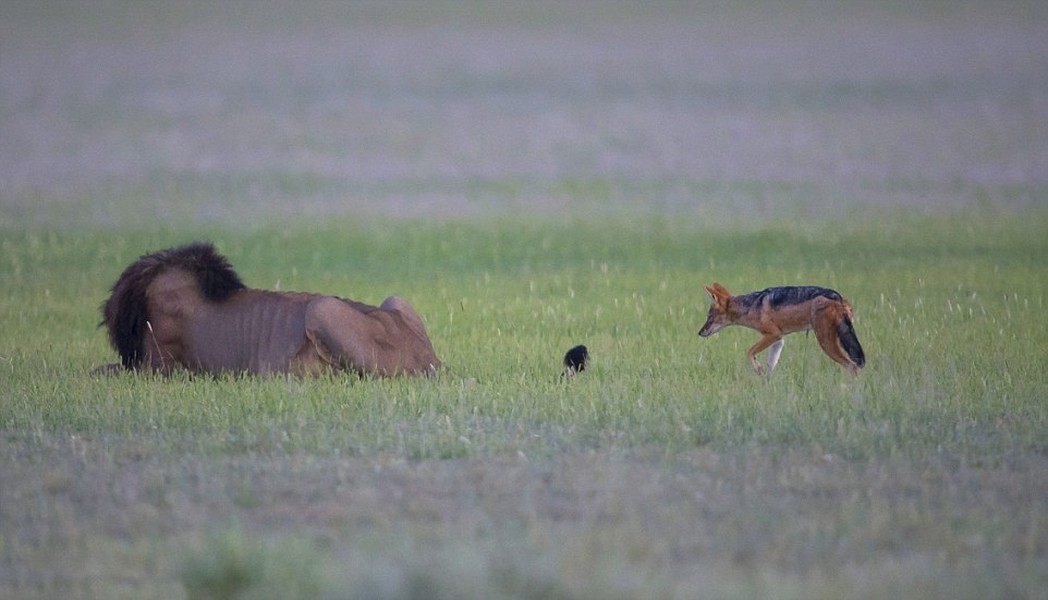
[99,243,441,377]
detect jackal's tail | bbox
[100,243,244,369]
[836,309,865,368]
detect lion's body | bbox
[101,243,441,377]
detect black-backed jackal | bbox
[698,282,865,375]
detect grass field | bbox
[3,1,1048,599]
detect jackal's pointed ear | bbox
[712,282,731,297]
[703,284,717,300]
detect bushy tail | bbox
[100,243,244,369]
[836,312,865,369]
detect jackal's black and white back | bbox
[735,286,843,311]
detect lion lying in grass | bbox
[98,243,441,377]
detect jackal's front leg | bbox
[747,333,783,374]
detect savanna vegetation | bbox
[2,1,1046,598]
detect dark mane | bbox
[157,242,246,302]
[100,242,245,369]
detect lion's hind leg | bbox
[304,296,386,376]
[380,296,426,335]
[304,296,440,377]
[380,296,441,371]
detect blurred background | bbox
[2,0,1046,227]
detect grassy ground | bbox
[2,215,1046,598]
[2,1,1047,598]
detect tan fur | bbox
[114,266,440,377]
[699,282,862,375]
[810,298,858,374]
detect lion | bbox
[98,242,441,377]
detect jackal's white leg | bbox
[766,339,785,372]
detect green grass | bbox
[1,213,1047,598]
[3,0,1047,597]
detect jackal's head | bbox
[698,282,733,337]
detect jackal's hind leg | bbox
[812,302,858,374]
